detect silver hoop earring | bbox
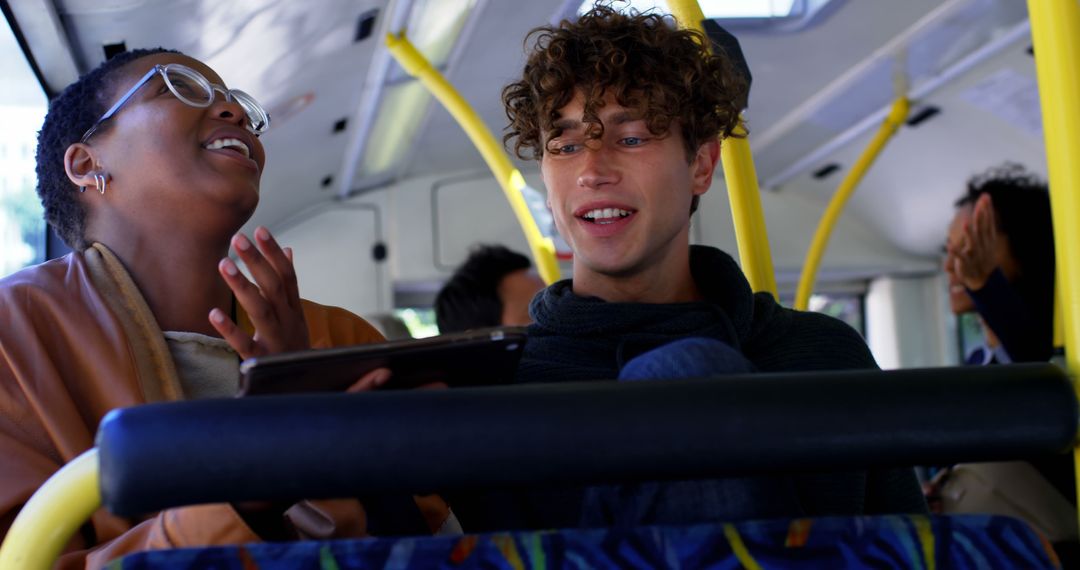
[94,173,107,195]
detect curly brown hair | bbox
[502,5,746,162]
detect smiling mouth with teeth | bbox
[204,137,251,158]
[581,208,634,225]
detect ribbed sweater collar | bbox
[528,246,756,346]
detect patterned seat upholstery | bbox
[111,514,1060,569]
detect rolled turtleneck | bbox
[517,245,877,384]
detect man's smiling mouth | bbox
[580,208,635,225]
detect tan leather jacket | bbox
[0,244,389,568]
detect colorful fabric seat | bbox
[110,514,1059,569]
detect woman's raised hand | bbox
[209,227,311,359]
[950,194,1000,291]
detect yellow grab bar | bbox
[722,128,778,298]
[385,32,561,285]
[0,449,101,570]
[1026,0,1080,535]
[794,97,908,310]
[1054,276,1064,350]
[1027,0,1080,380]
[668,0,778,298]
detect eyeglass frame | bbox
[80,63,270,143]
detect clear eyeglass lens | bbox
[165,68,213,105]
[164,66,268,134]
[232,91,269,133]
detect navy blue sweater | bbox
[450,247,926,532]
[517,246,878,382]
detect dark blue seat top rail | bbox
[97,363,1077,517]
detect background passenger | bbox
[0,48,445,567]
[455,6,926,531]
[936,164,1075,558]
[434,244,545,332]
[944,163,1056,363]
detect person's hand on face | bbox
[947,193,1000,291]
[209,226,311,359]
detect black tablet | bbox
[237,327,526,396]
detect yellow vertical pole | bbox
[1025,0,1080,533]
[385,33,561,285]
[1054,278,1064,350]
[668,0,778,298]
[722,131,779,298]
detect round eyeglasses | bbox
[81,64,271,143]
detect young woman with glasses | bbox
[0,49,449,567]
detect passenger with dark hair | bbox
[944,163,1056,363]
[434,245,545,333]
[937,164,1076,556]
[0,49,448,567]
[453,5,925,532]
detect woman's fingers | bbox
[972,198,996,244]
[232,232,290,319]
[226,230,303,345]
[973,194,997,245]
[954,210,997,290]
[209,307,258,359]
[253,227,301,308]
[218,256,275,329]
[958,225,973,257]
[347,368,392,392]
[217,230,311,356]
[344,372,447,392]
[954,256,985,291]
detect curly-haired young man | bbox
[454,5,926,532]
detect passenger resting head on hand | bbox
[944,164,1054,316]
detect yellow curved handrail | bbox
[0,448,101,570]
[1026,0,1080,534]
[793,97,909,310]
[385,32,561,285]
[668,0,778,298]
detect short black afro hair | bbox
[35,47,179,249]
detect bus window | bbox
[394,307,440,338]
[956,311,987,364]
[782,292,866,338]
[0,18,46,278]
